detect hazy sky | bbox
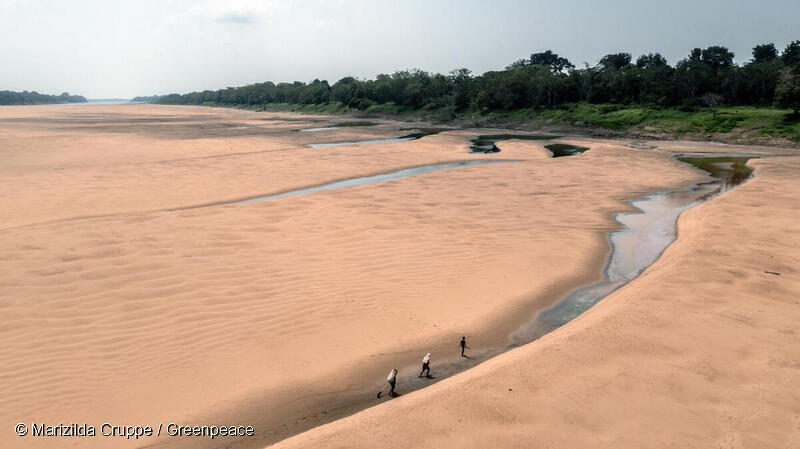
[1,0,798,98]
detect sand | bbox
[273,149,800,447]
[1,104,795,449]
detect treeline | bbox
[0,90,87,105]
[131,95,162,103]
[156,40,800,116]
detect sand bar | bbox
[274,148,800,448]
[2,104,781,448]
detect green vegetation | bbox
[0,90,86,105]
[775,67,800,115]
[256,101,357,114]
[525,104,800,140]
[150,39,800,142]
[131,95,162,102]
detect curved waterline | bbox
[372,153,759,415]
[236,160,519,204]
[308,129,446,148]
[2,160,520,232]
[511,154,756,344]
[193,150,760,447]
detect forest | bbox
[0,91,87,105]
[155,41,800,119]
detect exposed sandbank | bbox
[3,104,786,449]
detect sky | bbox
[1,0,799,99]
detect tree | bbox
[599,53,632,70]
[636,53,668,69]
[300,79,330,104]
[505,59,529,70]
[775,68,800,115]
[593,54,635,103]
[448,68,473,111]
[675,58,713,102]
[742,46,782,104]
[529,50,574,72]
[636,53,674,104]
[700,46,735,70]
[702,93,723,117]
[783,40,800,67]
[752,43,778,63]
[331,76,361,106]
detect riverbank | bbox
[273,148,800,448]
[164,101,800,148]
[1,104,793,449]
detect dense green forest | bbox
[153,41,800,141]
[0,90,87,105]
[156,41,800,114]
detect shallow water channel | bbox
[308,129,445,148]
[235,160,518,204]
[511,154,755,344]
[370,152,759,416]
[224,148,758,448]
[232,145,753,355]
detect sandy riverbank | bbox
[273,146,800,447]
[0,104,766,448]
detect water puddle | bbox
[235,160,518,204]
[676,155,755,192]
[308,130,445,148]
[469,134,560,154]
[298,127,339,132]
[309,136,415,147]
[544,143,590,157]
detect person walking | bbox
[419,353,431,378]
[377,368,398,398]
[460,336,469,357]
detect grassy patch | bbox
[535,104,649,130]
[528,104,800,141]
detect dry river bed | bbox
[0,104,796,449]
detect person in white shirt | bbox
[419,353,431,378]
[377,368,398,398]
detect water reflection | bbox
[511,154,756,344]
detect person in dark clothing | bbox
[419,353,431,378]
[460,336,469,357]
[377,368,398,398]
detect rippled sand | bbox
[274,146,800,448]
[3,104,782,449]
